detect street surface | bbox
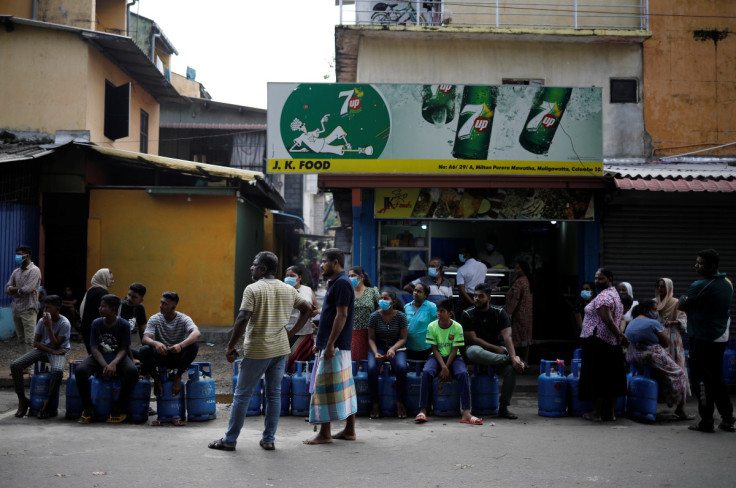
[1,390,734,488]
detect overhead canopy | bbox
[84,144,262,182]
[606,162,736,192]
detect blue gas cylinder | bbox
[156,369,186,422]
[627,364,658,422]
[353,360,371,416]
[432,377,460,416]
[291,361,311,416]
[186,362,216,421]
[378,363,397,417]
[538,359,567,417]
[723,339,736,385]
[573,348,582,360]
[261,372,292,416]
[567,359,593,416]
[127,373,151,423]
[91,375,122,421]
[65,360,83,419]
[29,361,60,417]
[470,365,499,416]
[405,360,424,417]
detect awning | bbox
[614,177,736,192]
[83,144,262,182]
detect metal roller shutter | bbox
[600,191,736,335]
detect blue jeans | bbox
[367,348,407,404]
[225,354,287,446]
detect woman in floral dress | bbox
[654,277,690,395]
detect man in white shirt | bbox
[455,246,487,317]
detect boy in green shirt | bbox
[414,299,482,425]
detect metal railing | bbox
[338,1,649,30]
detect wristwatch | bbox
[16,288,22,295]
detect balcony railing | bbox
[338,1,649,30]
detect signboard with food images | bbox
[374,188,595,221]
[267,83,602,176]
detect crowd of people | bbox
[5,242,734,451]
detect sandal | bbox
[718,420,735,432]
[15,398,30,418]
[78,408,94,424]
[259,439,275,451]
[498,410,518,420]
[582,413,602,423]
[672,412,695,421]
[106,413,127,423]
[150,419,164,426]
[171,417,186,427]
[208,438,235,451]
[688,423,715,433]
[414,412,428,423]
[460,416,483,425]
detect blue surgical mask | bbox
[458,254,466,263]
[647,311,660,320]
[284,277,297,287]
[486,244,495,252]
[428,267,438,277]
[580,290,592,300]
[349,277,359,288]
[14,254,23,266]
[378,300,391,310]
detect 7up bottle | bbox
[452,86,497,160]
[421,84,456,125]
[519,87,573,155]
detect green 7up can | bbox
[519,87,573,155]
[452,86,497,160]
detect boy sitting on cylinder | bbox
[414,299,482,425]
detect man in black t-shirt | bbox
[119,282,147,359]
[461,283,526,419]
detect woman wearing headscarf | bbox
[617,282,639,324]
[79,268,114,354]
[654,277,690,395]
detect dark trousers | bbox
[690,338,734,429]
[140,343,199,379]
[419,356,470,410]
[75,354,139,411]
[367,348,408,404]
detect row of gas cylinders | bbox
[234,359,501,417]
[30,361,216,422]
[538,354,659,422]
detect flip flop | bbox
[414,413,428,423]
[150,419,164,426]
[208,438,235,451]
[672,413,695,421]
[259,439,275,451]
[460,416,483,425]
[498,410,518,420]
[171,417,186,427]
[14,399,30,418]
[718,420,735,432]
[582,413,602,423]
[77,409,93,424]
[107,413,127,423]
[688,423,715,433]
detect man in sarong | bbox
[304,248,358,444]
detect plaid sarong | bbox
[309,349,357,424]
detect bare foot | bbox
[153,379,163,397]
[171,375,182,396]
[396,403,407,419]
[332,428,357,441]
[303,433,334,445]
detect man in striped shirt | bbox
[141,292,201,404]
[5,245,42,353]
[208,251,312,452]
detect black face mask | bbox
[595,282,607,292]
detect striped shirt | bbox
[144,312,198,346]
[368,310,408,351]
[240,278,306,359]
[5,262,42,312]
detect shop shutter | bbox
[600,191,736,335]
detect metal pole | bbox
[574,0,578,29]
[496,0,499,27]
[339,0,343,25]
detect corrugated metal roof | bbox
[615,177,736,192]
[84,144,262,182]
[0,144,54,163]
[159,123,266,130]
[605,162,736,179]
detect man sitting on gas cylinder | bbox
[139,292,201,409]
[461,283,526,419]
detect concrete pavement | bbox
[1,387,735,488]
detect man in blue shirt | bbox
[304,248,357,445]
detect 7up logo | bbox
[526,101,561,131]
[349,97,361,110]
[438,84,453,94]
[457,103,493,139]
[474,117,490,132]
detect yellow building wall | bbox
[0,0,33,17]
[36,0,94,30]
[86,47,161,154]
[644,0,736,156]
[0,26,88,134]
[170,72,203,98]
[87,189,237,326]
[95,0,127,34]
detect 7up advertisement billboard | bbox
[267,83,602,176]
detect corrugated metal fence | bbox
[0,203,40,307]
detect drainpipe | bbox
[32,0,37,19]
[150,24,161,62]
[126,0,138,37]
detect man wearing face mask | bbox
[5,245,42,353]
[403,257,453,303]
[478,234,506,268]
[455,246,487,319]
